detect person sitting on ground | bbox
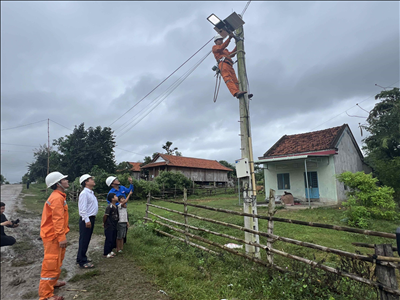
[103,193,119,258]
[0,201,18,247]
[116,192,131,253]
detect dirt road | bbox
[1,185,168,300]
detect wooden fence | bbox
[144,189,400,299]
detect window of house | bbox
[277,173,290,190]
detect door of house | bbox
[304,171,319,199]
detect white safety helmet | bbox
[79,174,92,185]
[106,176,117,187]
[45,171,68,188]
[214,34,223,42]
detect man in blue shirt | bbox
[105,176,134,204]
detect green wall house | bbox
[256,124,371,205]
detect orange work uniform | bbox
[38,190,69,300]
[212,37,240,97]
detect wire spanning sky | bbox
[1,1,399,183]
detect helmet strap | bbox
[57,182,66,192]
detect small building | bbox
[256,124,371,204]
[141,153,233,186]
[128,162,142,180]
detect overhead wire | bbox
[310,80,399,131]
[1,119,47,131]
[241,0,252,17]
[1,143,38,147]
[117,50,213,138]
[49,119,73,131]
[109,37,214,128]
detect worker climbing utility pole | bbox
[207,9,259,258]
[235,21,260,259]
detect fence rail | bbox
[144,189,400,298]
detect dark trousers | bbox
[1,235,16,247]
[76,216,95,266]
[104,228,117,256]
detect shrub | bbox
[337,171,397,227]
[154,171,193,191]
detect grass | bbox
[21,183,398,300]
[68,269,101,282]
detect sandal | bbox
[79,262,95,268]
[105,253,114,258]
[54,280,66,288]
[45,296,64,300]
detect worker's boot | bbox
[235,91,247,98]
[248,93,253,98]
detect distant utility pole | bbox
[47,118,50,175]
[236,23,260,258]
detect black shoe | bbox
[248,93,253,98]
[235,91,247,98]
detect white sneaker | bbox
[106,253,114,258]
[110,251,116,256]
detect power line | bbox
[117,50,212,139]
[1,143,38,148]
[241,0,252,17]
[1,149,34,154]
[1,119,47,131]
[49,119,73,131]
[310,80,399,131]
[116,49,212,136]
[115,147,146,156]
[109,37,214,128]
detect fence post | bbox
[174,184,177,198]
[162,183,165,199]
[183,188,189,244]
[267,189,276,265]
[375,244,399,300]
[145,192,151,223]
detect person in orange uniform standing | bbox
[212,33,249,99]
[38,171,70,300]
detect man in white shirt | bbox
[76,174,98,268]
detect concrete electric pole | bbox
[235,24,260,259]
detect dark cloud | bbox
[1,1,399,182]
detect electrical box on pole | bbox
[235,158,250,178]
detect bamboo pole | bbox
[154,228,219,255]
[157,199,396,239]
[267,189,275,264]
[147,203,397,266]
[353,242,398,252]
[146,216,400,294]
[183,188,189,244]
[267,247,400,296]
[144,192,151,223]
[144,217,286,273]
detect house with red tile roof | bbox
[256,124,371,204]
[128,162,142,180]
[141,153,233,186]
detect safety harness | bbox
[212,56,237,103]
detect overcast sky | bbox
[1,1,399,183]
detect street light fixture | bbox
[206,12,245,41]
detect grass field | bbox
[22,183,398,300]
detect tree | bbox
[218,160,236,179]
[26,145,61,183]
[162,141,178,155]
[0,174,6,185]
[53,123,116,180]
[363,88,400,200]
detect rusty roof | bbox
[261,124,349,158]
[141,153,233,171]
[129,162,142,172]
